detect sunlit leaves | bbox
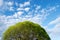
[2,21,50,40]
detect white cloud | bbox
[49,17,60,25]
[46,17,60,34]
[7,2,13,6]
[0,5,58,28]
[0,6,57,29]
[41,5,59,14]
[0,0,3,6]
[47,23,60,40]
[24,7,30,12]
[19,4,24,7]
[48,7,56,11]
[23,1,30,6]
[0,37,1,40]
[17,7,30,12]
[19,1,30,7]
[47,23,60,34]
[0,1,14,13]
[36,6,41,10]
[15,2,19,6]
[17,1,30,12]
[17,11,23,16]
[9,7,14,11]
[17,8,24,11]
[40,9,45,13]
[12,11,23,18]
[52,23,60,33]
[45,17,60,40]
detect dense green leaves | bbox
[2,21,50,40]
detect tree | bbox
[2,21,50,40]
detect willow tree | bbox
[2,21,50,40]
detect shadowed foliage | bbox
[2,21,50,40]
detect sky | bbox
[0,0,60,40]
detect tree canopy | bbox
[2,21,50,40]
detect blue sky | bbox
[0,0,60,40]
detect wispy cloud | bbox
[45,17,60,40]
[46,17,60,33]
[0,5,58,29]
[49,17,60,25]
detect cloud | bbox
[17,8,24,11]
[45,17,60,40]
[0,1,14,13]
[24,7,30,12]
[24,1,30,6]
[0,37,1,40]
[48,23,60,40]
[52,23,60,34]
[9,7,14,11]
[7,2,13,6]
[16,1,30,12]
[19,1,30,7]
[47,23,60,34]
[17,7,30,12]
[47,17,60,34]
[0,5,58,29]
[0,0,3,7]
[36,5,41,10]
[49,17,60,25]
[0,4,58,29]
[16,11,23,16]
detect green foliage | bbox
[2,21,50,40]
